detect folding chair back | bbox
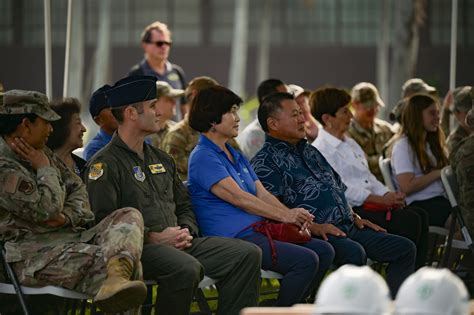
[379,158,449,265]
[378,157,396,191]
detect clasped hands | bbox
[148,226,193,250]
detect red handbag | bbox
[250,221,311,265]
[362,201,403,221]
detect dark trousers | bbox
[141,237,261,315]
[354,205,429,269]
[327,224,416,297]
[410,195,452,227]
[239,231,335,306]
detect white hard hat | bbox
[314,265,391,314]
[394,267,469,315]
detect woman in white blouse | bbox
[390,94,450,228]
[311,87,429,268]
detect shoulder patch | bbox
[3,173,20,194]
[88,162,104,180]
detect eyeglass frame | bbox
[144,40,172,48]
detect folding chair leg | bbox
[141,284,154,315]
[195,288,212,315]
[1,247,30,315]
[441,210,458,268]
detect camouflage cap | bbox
[0,90,60,121]
[351,82,385,108]
[156,81,184,99]
[452,86,473,113]
[402,78,436,98]
[185,76,219,104]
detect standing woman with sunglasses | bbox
[390,94,451,228]
[129,21,187,119]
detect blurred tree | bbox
[385,0,426,118]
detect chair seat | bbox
[144,275,217,289]
[0,282,91,300]
[198,276,218,288]
[429,226,449,236]
[260,270,283,280]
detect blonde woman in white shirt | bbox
[310,87,429,268]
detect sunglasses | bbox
[145,40,172,47]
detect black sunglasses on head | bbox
[145,40,172,47]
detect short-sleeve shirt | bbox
[251,135,353,228]
[84,128,112,161]
[391,136,445,204]
[188,135,262,238]
[237,119,266,161]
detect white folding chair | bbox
[440,166,473,268]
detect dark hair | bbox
[189,86,243,133]
[257,78,285,105]
[400,94,448,173]
[47,98,81,150]
[310,87,351,126]
[111,102,143,123]
[0,114,37,136]
[257,92,295,132]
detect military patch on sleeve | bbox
[148,163,166,174]
[3,173,20,194]
[88,162,104,180]
[18,180,35,194]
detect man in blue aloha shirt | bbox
[251,92,416,297]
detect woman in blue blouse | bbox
[187,86,335,306]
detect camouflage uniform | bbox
[161,117,240,181]
[447,125,470,158]
[451,134,474,237]
[348,118,394,182]
[0,91,144,296]
[451,103,474,237]
[149,120,176,149]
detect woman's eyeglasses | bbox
[145,40,172,47]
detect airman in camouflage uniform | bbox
[148,81,183,149]
[161,76,240,180]
[162,118,240,180]
[349,82,395,182]
[0,90,146,313]
[451,101,474,236]
[446,86,473,158]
